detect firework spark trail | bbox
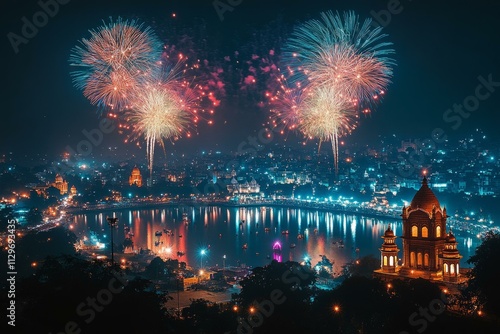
[284,11,394,109]
[267,72,305,134]
[284,10,395,78]
[127,85,190,177]
[307,44,391,104]
[298,85,358,174]
[69,17,162,110]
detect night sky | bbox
[2,0,500,164]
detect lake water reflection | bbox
[72,206,478,274]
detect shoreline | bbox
[64,200,401,221]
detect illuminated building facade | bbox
[374,177,463,283]
[129,166,143,187]
[227,177,260,194]
[53,174,68,195]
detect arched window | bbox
[410,252,416,267]
[424,254,429,267]
[389,256,394,266]
[444,263,448,273]
[383,256,387,266]
[412,226,418,237]
[457,264,459,274]
[436,226,441,238]
[450,264,455,275]
[417,253,423,266]
[422,226,428,238]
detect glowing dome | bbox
[384,225,394,237]
[446,232,456,243]
[409,177,441,213]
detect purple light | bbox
[273,241,282,262]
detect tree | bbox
[145,257,167,279]
[233,260,315,333]
[6,256,172,333]
[310,276,391,333]
[122,237,134,251]
[466,231,500,317]
[181,299,237,333]
[0,226,77,279]
[341,255,381,278]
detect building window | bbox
[410,252,416,267]
[450,264,455,275]
[422,227,428,238]
[444,263,448,273]
[389,256,394,266]
[417,253,423,266]
[384,256,387,266]
[436,226,441,238]
[424,254,429,267]
[457,264,459,274]
[412,226,418,237]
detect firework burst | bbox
[275,11,395,174]
[127,84,191,177]
[284,10,394,108]
[125,54,213,178]
[69,17,162,110]
[299,85,358,173]
[267,73,305,134]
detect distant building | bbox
[374,177,464,284]
[70,185,77,196]
[52,174,68,195]
[227,177,260,194]
[129,166,143,187]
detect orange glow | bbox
[249,307,255,314]
[333,305,340,313]
[233,306,238,312]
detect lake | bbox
[71,205,479,274]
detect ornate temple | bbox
[129,166,143,187]
[374,177,464,283]
[227,177,260,194]
[52,174,68,195]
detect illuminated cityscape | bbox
[2,0,500,333]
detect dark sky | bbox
[2,0,500,164]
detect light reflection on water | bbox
[72,206,478,273]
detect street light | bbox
[200,249,206,269]
[176,274,182,318]
[107,217,118,267]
